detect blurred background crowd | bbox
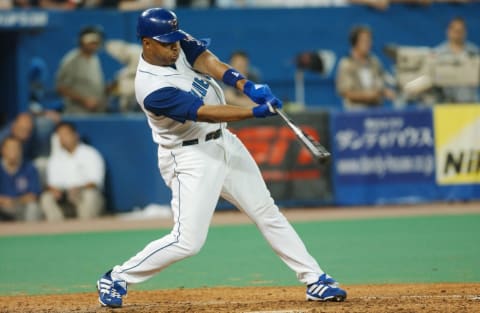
[0,1,479,222]
[0,0,476,10]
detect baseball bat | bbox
[274,108,331,164]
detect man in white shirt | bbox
[40,122,105,221]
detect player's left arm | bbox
[193,50,279,106]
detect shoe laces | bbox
[99,278,125,299]
[310,274,339,290]
[110,287,123,299]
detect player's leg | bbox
[109,143,227,284]
[220,131,321,283]
[220,130,346,301]
[97,143,228,307]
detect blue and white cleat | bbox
[96,270,128,308]
[306,273,347,302]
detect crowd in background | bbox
[36,14,480,115]
[0,1,479,222]
[336,17,479,109]
[0,0,475,10]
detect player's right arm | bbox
[143,87,279,123]
[196,104,253,123]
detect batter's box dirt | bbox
[0,283,479,313]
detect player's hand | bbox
[252,97,283,118]
[243,81,276,105]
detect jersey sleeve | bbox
[180,36,208,67]
[143,87,204,123]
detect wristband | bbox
[222,68,245,87]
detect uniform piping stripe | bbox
[138,69,158,76]
[120,152,181,273]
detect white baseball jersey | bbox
[135,44,226,148]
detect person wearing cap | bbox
[55,25,108,114]
[95,7,346,308]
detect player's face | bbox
[144,38,180,66]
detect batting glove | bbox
[243,81,276,105]
[252,97,283,118]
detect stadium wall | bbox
[66,105,480,212]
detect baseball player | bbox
[96,8,347,308]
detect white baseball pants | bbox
[111,129,323,285]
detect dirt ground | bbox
[1,283,479,313]
[1,202,480,312]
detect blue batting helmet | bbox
[137,8,187,43]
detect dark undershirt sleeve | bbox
[143,87,204,123]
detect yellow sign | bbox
[434,105,480,185]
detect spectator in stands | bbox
[216,0,470,9]
[118,0,175,10]
[177,0,213,7]
[13,0,77,9]
[336,25,395,110]
[40,122,105,221]
[0,113,36,160]
[350,0,389,10]
[56,25,108,114]
[216,0,364,8]
[0,137,42,222]
[0,111,58,189]
[434,17,479,103]
[0,0,12,8]
[224,51,261,107]
[351,0,470,8]
[434,0,472,3]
